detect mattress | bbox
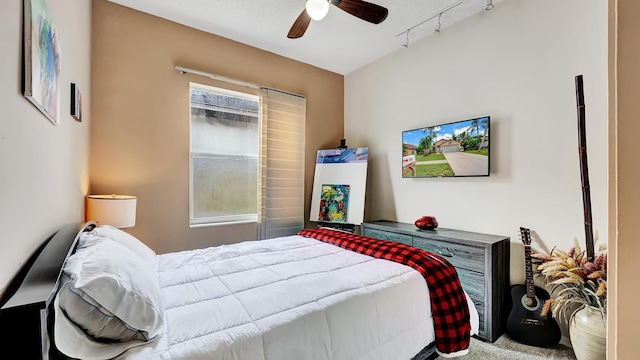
[118,234,478,359]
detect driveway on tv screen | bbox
[442,152,488,176]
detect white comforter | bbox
[121,235,478,360]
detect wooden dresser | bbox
[361,220,510,342]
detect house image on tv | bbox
[403,143,418,156]
[434,139,462,153]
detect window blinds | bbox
[258,89,306,239]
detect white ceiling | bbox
[107,0,500,75]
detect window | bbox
[189,82,306,235]
[189,83,260,226]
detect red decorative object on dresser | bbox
[415,216,439,230]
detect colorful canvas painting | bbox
[318,184,350,223]
[24,0,61,125]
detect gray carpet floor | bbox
[463,334,577,359]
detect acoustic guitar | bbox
[506,227,561,348]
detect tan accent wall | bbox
[90,0,344,253]
[609,0,640,358]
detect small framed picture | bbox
[70,83,82,121]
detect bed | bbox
[0,222,478,359]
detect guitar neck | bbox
[524,244,536,299]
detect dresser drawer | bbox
[363,228,412,246]
[456,268,485,302]
[411,237,484,273]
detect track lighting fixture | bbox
[396,0,463,46]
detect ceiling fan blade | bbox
[333,0,388,24]
[287,9,312,39]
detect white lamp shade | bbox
[86,195,137,228]
[306,0,330,21]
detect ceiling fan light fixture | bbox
[306,0,330,21]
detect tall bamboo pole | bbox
[575,75,595,260]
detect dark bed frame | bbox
[0,221,438,360]
[0,222,93,359]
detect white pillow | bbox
[90,225,157,267]
[57,239,165,345]
[54,298,153,360]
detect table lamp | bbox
[86,194,137,228]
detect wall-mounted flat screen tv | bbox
[402,116,490,178]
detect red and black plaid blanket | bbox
[297,227,471,356]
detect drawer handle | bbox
[436,247,454,257]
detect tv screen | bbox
[402,116,490,178]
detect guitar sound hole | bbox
[520,295,541,311]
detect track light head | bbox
[485,0,494,10]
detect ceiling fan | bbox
[287,0,389,39]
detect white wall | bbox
[345,0,608,284]
[0,0,91,295]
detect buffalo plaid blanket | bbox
[297,227,471,356]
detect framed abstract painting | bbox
[23,0,61,125]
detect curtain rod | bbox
[174,66,304,98]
